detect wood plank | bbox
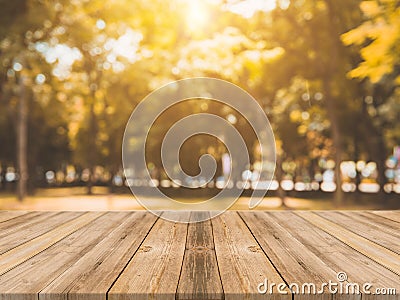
[0,210,398,300]
[108,212,189,300]
[0,212,84,254]
[268,212,400,294]
[316,211,400,254]
[0,212,128,300]
[176,212,223,300]
[0,212,104,276]
[295,211,400,276]
[371,211,400,223]
[0,212,55,233]
[213,212,290,300]
[0,211,30,223]
[240,211,339,300]
[348,211,400,235]
[344,211,400,233]
[39,211,158,300]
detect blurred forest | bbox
[0,0,399,202]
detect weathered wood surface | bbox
[0,210,399,300]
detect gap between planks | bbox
[0,212,104,276]
[295,211,400,276]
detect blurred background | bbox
[0,0,399,210]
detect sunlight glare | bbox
[226,0,277,18]
[186,0,209,33]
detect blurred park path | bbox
[0,188,395,211]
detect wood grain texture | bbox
[0,212,123,300]
[371,210,400,223]
[0,210,399,300]
[296,211,400,276]
[240,211,336,300]
[0,211,30,223]
[0,212,55,237]
[316,211,400,254]
[176,212,223,300]
[0,212,83,254]
[267,212,400,295]
[108,212,189,300]
[213,212,290,300]
[40,212,157,300]
[344,211,400,236]
[0,212,103,276]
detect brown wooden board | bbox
[0,211,398,300]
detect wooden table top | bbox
[0,210,399,299]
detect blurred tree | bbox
[48,0,185,193]
[248,0,366,203]
[1,0,398,200]
[0,0,68,199]
[342,0,400,187]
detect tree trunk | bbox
[17,73,28,201]
[276,154,288,208]
[324,0,344,206]
[87,101,96,195]
[323,83,344,205]
[85,66,102,195]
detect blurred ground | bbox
[0,187,398,211]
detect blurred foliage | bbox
[0,0,399,194]
[342,0,400,83]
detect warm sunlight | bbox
[185,0,209,33]
[2,0,400,294]
[225,0,278,18]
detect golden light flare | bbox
[185,0,210,34]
